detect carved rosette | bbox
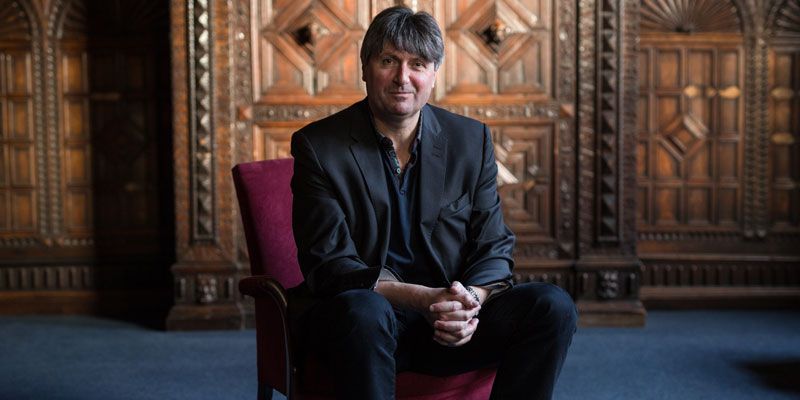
[640,0,742,33]
[597,270,620,299]
[188,0,216,242]
[576,269,639,300]
[769,0,800,38]
[195,274,218,304]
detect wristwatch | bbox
[465,286,481,305]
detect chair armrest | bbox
[239,275,289,309]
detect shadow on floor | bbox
[741,359,800,394]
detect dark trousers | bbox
[296,282,578,400]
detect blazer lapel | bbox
[419,105,447,234]
[349,100,390,264]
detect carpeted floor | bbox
[1,311,798,399]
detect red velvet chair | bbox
[234,158,496,399]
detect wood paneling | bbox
[0,5,38,246]
[638,0,800,307]
[246,0,565,263]
[0,0,173,323]
[769,49,800,230]
[638,40,744,229]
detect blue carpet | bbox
[1,311,798,399]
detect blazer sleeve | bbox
[290,131,381,296]
[460,124,515,288]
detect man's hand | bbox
[374,280,488,347]
[427,281,482,347]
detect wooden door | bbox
[637,0,800,306]
[637,39,744,233]
[768,0,800,233]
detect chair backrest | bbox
[232,158,304,289]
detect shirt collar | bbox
[367,105,424,152]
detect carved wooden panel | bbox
[440,0,551,100]
[772,0,800,38]
[637,40,744,230]
[0,4,37,237]
[1,0,173,318]
[60,47,92,235]
[493,124,552,239]
[253,126,293,160]
[640,0,741,34]
[642,259,800,287]
[249,0,563,259]
[768,1,800,232]
[83,0,170,255]
[254,0,368,101]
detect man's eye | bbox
[381,58,394,65]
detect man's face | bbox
[363,43,437,123]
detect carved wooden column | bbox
[167,0,247,329]
[574,0,645,326]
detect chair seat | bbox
[296,358,495,400]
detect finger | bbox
[434,319,468,333]
[435,319,477,341]
[436,319,479,347]
[449,282,479,308]
[450,335,474,347]
[449,281,465,294]
[434,329,463,343]
[437,306,480,322]
[429,300,464,313]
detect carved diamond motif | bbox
[661,113,708,158]
[283,3,350,61]
[258,0,364,96]
[462,0,539,56]
[446,0,550,95]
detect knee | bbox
[523,283,578,333]
[329,289,396,338]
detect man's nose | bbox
[393,64,410,85]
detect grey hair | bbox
[360,6,444,69]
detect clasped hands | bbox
[426,281,482,347]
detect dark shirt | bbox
[372,118,434,287]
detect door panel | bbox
[638,41,743,229]
[769,49,800,230]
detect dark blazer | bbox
[290,99,515,296]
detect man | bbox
[290,6,576,399]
